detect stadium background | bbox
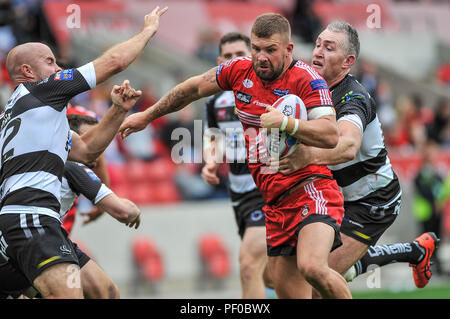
[1,0,449,298]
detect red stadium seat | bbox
[152,181,180,203]
[128,183,154,205]
[132,237,164,282]
[198,233,230,279]
[127,160,148,183]
[107,164,127,188]
[143,157,176,182]
[110,183,132,199]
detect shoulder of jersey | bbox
[218,56,252,72]
[291,60,328,82]
[337,75,371,103]
[272,94,307,120]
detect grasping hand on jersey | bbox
[111,80,142,112]
[260,106,284,130]
[273,143,313,175]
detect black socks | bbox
[354,241,425,276]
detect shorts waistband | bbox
[0,205,61,223]
[271,175,333,205]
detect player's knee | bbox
[108,282,120,299]
[239,254,264,281]
[85,278,120,299]
[297,260,327,284]
[262,265,274,289]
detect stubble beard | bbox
[253,60,285,82]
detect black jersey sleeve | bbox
[205,94,219,129]
[25,67,93,112]
[334,87,376,132]
[63,161,103,202]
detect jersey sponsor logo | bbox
[273,88,290,97]
[61,69,73,80]
[252,100,271,108]
[60,244,72,254]
[341,90,366,104]
[242,78,253,88]
[55,69,73,81]
[309,79,328,91]
[84,168,101,182]
[301,204,310,217]
[235,90,252,104]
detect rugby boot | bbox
[409,232,440,288]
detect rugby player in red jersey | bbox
[119,13,351,298]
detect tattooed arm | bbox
[119,67,222,138]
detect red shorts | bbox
[264,178,344,256]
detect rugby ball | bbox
[266,94,307,158]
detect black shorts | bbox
[0,213,90,285]
[230,188,267,238]
[0,244,90,298]
[340,186,401,246]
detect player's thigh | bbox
[328,233,368,275]
[33,262,83,299]
[296,222,335,271]
[81,259,119,299]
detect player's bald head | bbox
[6,42,60,85]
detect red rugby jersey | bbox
[216,57,334,204]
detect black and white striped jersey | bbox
[205,91,258,195]
[0,63,96,221]
[329,74,401,204]
[60,161,112,219]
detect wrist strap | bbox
[290,119,299,135]
[280,116,289,131]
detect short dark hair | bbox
[251,13,291,43]
[67,114,98,134]
[219,32,251,55]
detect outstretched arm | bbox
[69,80,141,164]
[96,193,141,229]
[119,66,222,138]
[93,6,168,85]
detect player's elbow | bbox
[110,53,127,72]
[114,199,139,222]
[322,128,339,149]
[325,134,339,149]
[342,145,358,162]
